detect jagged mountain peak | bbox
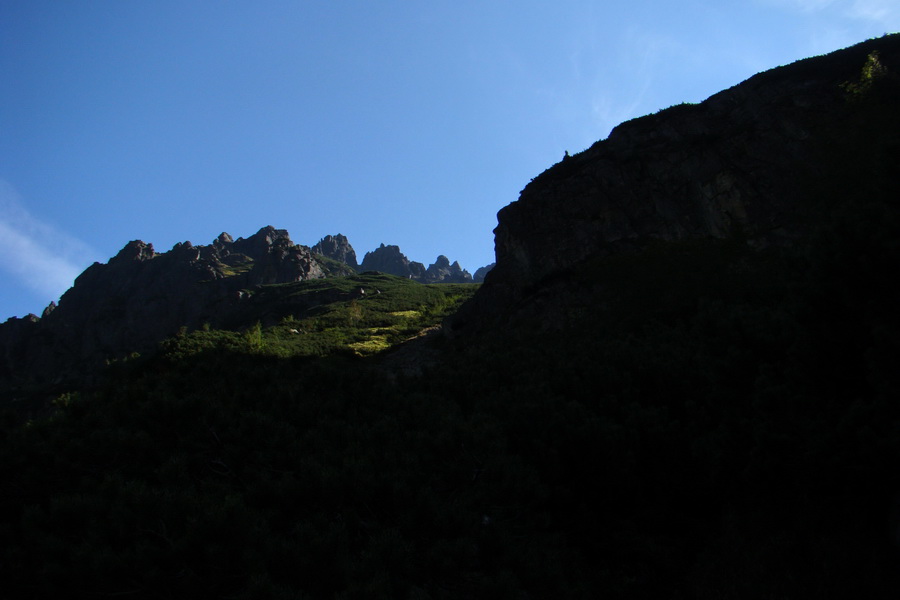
[0,224,484,391]
[359,245,473,283]
[311,233,359,270]
[110,239,156,264]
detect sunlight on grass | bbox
[348,335,390,355]
[389,310,421,319]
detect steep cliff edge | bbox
[450,34,900,334]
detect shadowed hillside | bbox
[1,35,899,599]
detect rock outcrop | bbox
[360,244,428,280]
[0,226,327,389]
[423,255,473,284]
[360,244,475,283]
[10,36,892,391]
[473,263,495,283]
[229,226,326,285]
[311,234,359,270]
[449,34,900,334]
[0,224,485,392]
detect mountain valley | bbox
[1,34,899,598]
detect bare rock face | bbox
[110,240,156,264]
[360,245,474,283]
[360,244,427,280]
[0,223,482,392]
[450,34,900,334]
[228,226,325,285]
[473,264,495,283]
[0,315,40,385]
[424,255,473,284]
[0,226,327,389]
[311,234,359,270]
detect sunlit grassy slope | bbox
[162,272,478,361]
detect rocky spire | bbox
[311,234,359,270]
[424,255,473,283]
[360,244,427,279]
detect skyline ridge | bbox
[2,1,897,318]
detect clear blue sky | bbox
[1,1,898,319]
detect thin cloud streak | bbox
[764,0,900,21]
[0,180,100,306]
[781,0,839,12]
[850,0,900,22]
[585,28,676,142]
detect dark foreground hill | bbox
[2,35,900,598]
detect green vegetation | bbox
[165,273,477,360]
[841,50,890,96]
[2,39,900,598]
[216,253,256,277]
[5,111,900,593]
[312,254,358,277]
[3,204,897,597]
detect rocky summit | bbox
[450,34,900,335]
[311,233,359,270]
[0,226,479,391]
[424,255,472,284]
[360,244,474,283]
[360,243,428,280]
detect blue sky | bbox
[1,1,898,319]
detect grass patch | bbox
[389,310,421,319]
[348,335,391,355]
[160,274,479,361]
[217,253,255,277]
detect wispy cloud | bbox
[763,0,900,21]
[777,0,839,12]
[849,0,900,22]
[581,27,678,141]
[0,180,100,305]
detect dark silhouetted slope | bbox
[1,35,899,599]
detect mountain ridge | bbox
[449,33,900,335]
[4,34,899,393]
[0,226,485,391]
[1,34,899,597]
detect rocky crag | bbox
[360,244,473,283]
[0,227,480,391]
[311,233,359,270]
[6,34,896,394]
[473,263,495,283]
[450,34,900,334]
[1,227,319,388]
[311,235,479,283]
